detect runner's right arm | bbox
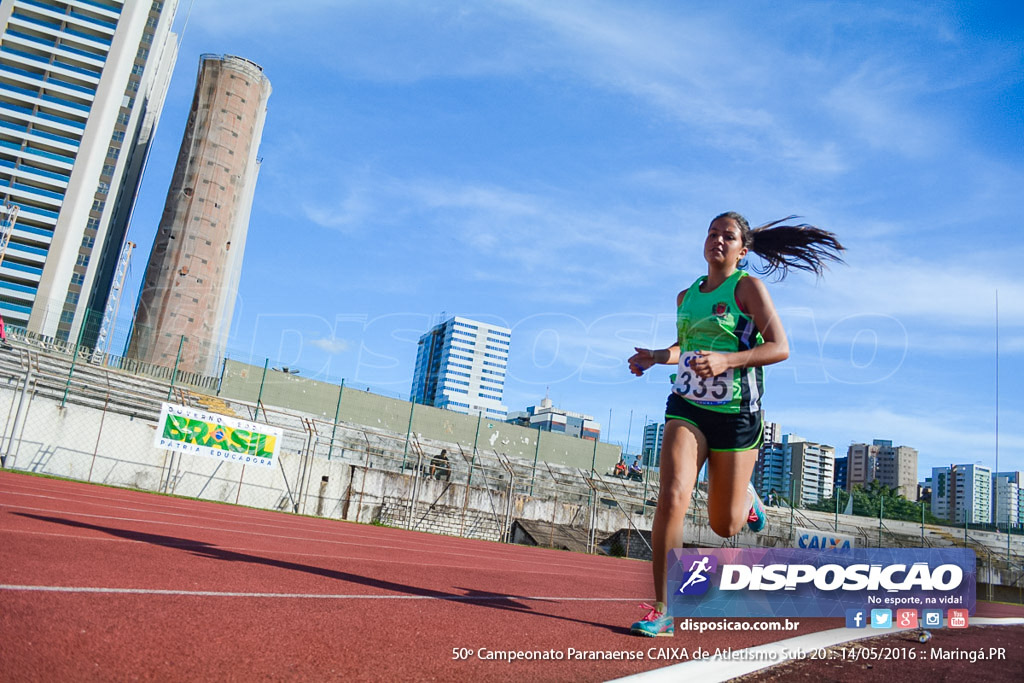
[627,289,686,376]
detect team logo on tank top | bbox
[712,302,728,317]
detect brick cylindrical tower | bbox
[128,54,270,376]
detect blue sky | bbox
[120,1,1024,482]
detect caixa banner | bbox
[668,548,975,618]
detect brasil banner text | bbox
[155,403,282,469]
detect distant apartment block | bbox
[755,430,834,506]
[127,54,270,376]
[0,0,178,342]
[834,455,848,492]
[846,439,918,499]
[931,463,991,524]
[410,316,510,419]
[754,421,786,500]
[930,466,953,521]
[992,471,1021,528]
[788,435,836,506]
[507,395,599,441]
[642,421,664,468]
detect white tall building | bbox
[0,0,178,342]
[410,316,510,419]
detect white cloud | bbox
[310,337,350,354]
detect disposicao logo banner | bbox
[668,547,975,618]
[155,403,282,469]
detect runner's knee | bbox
[708,509,746,538]
[658,480,693,514]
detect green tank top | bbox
[675,269,764,414]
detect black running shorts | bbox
[665,392,764,452]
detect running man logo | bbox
[676,554,718,596]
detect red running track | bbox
[1,471,1021,682]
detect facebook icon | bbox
[846,609,867,629]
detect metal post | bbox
[408,446,423,530]
[253,357,269,420]
[921,502,925,546]
[61,310,91,408]
[472,412,482,456]
[530,426,541,495]
[878,496,884,547]
[835,485,839,531]
[642,451,651,510]
[327,379,344,460]
[625,409,633,459]
[166,335,186,401]
[401,400,415,470]
[789,477,795,539]
[216,356,228,396]
[2,360,32,470]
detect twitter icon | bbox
[871,609,893,629]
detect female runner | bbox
[627,211,843,637]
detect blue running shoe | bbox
[630,603,674,637]
[747,483,766,532]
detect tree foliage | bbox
[806,482,943,524]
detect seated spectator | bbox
[629,457,643,481]
[430,449,450,481]
[614,457,628,477]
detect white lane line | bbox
[0,584,639,602]
[608,618,1024,683]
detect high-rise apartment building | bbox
[847,439,918,499]
[834,455,848,491]
[127,54,270,375]
[930,466,953,521]
[754,420,785,499]
[789,436,835,506]
[507,396,599,440]
[642,421,664,468]
[754,429,833,506]
[992,471,1021,528]
[954,463,991,524]
[410,316,510,419]
[0,0,178,342]
[931,463,992,524]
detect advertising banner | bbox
[669,547,975,618]
[793,526,858,551]
[155,403,282,469]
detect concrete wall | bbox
[217,359,621,472]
